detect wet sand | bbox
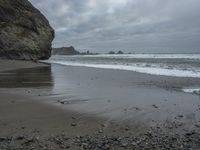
[0,60,110,136]
[0,60,48,72]
[1,60,200,149]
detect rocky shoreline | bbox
[1,127,200,150]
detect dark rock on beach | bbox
[0,0,54,60]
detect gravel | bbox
[1,128,200,150]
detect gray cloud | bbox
[30,0,200,53]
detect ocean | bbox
[45,54,200,78]
[43,54,200,94]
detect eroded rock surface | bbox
[0,0,54,60]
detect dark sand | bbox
[1,60,200,149]
[0,60,109,136]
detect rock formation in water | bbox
[52,46,80,55]
[108,51,115,54]
[117,50,124,54]
[0,0,54,60]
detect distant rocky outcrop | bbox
[108,51,124,54]
[52,46,80,55]
[117,50,124,54]
[0,0,54,60]
[108,51,115,54]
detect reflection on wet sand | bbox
[0,64,200,127]
[50,64,200,126]
[0,66,53,88]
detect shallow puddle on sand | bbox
[0,66,53,88]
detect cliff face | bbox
[0,0,54,60]
[52,46,80,55]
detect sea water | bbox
[43,54,200,94]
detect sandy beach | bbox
[0,60,200,149]
[1,0,200,149]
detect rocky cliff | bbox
[52,46,80,55]
[0,0,54,60]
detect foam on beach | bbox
[42,54,200,78]
[45,61,200,78]
[182,88,200,95]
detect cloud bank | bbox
[30,0,200,53]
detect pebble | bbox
[0,137,7,141]
[195,124,200,128]
[121,142,128,147]
[98,130,103,133]
[71,123,77,126]
[60,101,65,104]
[178,115,184,118]
[152,104,158,108]
[72,116,76,119]
[16,135,25,140]
[125,126,130,131]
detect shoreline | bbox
[0,59,200,149]
[43,62,200,88]
[46,53,200,78]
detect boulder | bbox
[0,0,54,60]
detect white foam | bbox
[57,54,200,60]
[43,60,200,78]
[182,88,200,95]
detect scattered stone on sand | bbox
[125,126,130,131]
[152,104,158,108]
[131,106,141,111]
[72,116,76,120]
[1,129,200,150]
[71,123,77,127]
[100,124,106,128]
[178,115,184,118]
[0,137,7,141]
[60,101,65,104]
[16,135,25,140]
[195,124,200,128]
[98,130,103,133]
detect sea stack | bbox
[52,46,80,55]
[0,0,54,60]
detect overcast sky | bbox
[30,0,200,53]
